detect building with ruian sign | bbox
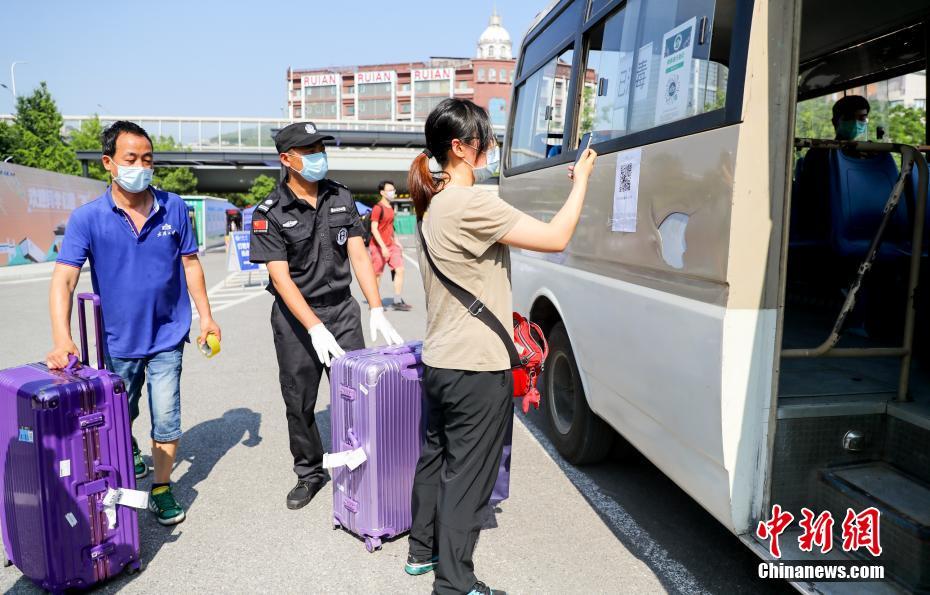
[287,9,517,126]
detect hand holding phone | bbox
[575,133,593,165]
[569,132,595,181]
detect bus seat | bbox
[828,150,909,259]
[905,166,930,254]
[790,149,831,249]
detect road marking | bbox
[516,417,710,595]
[403,253,420,272]
[191,272,269,321]
[0,276,52,286]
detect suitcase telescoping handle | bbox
[77,293,105,370]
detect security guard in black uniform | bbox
[250,122,403,509]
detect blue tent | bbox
[242,205,257,231]
[355,201,372,216]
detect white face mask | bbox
[385,191,396,200]
[463,143,501,183]
[112,163,153,193]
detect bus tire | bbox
[543,322,614,465]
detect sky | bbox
[0,0,545,118]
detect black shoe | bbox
[286,478,324,510]
[468,582,506,595]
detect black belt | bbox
[305,288,351,308]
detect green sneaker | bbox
[149,485,186,526]
[404,554,438,576]
[132,439,148,479]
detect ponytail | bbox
[408,151,445,221]
[408,98,495,221]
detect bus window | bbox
[520,0,583,77]
[577,0,729,146]
[795,74,926,146]
[587,0,612,20]
[510,47,575,167]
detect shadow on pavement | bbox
[519,406,792,595]
[3,408,263,594]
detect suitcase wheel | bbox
[364,537,382,553]
[126,559,144,575]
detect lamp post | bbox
[10,62,28,98]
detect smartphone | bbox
[575,132,593,165]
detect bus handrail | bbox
[781,139,929,403]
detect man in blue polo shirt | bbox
[45,121,220,526]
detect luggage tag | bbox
[322,447,367,471]
[102,488,150,529]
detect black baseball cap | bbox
[273,121,335,153]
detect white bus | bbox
[500,1,929,591]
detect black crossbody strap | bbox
[418,221,522,368]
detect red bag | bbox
[511,313,548,413]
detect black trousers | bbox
[270,295,365,481]
[409,366,513,595]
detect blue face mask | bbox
[112,163,153,193]
[836,119,868,141]
[291,151,328,182]
[466,144,501,184]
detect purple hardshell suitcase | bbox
[330,342,425,552]
[330,341,512,552]
[0,293,141,592]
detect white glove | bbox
[369,307,403,346]
[308,323,345,367]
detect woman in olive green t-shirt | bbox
[404,98,596,595]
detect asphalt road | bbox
[0,245,791,594]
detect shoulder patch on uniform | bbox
[282,220,299,228]
[252,219,268,234]
[257,205,270,212]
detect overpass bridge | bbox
[2,115,504,193]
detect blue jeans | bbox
[106,343,184,442]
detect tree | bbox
[153,135,180,151]
[68,115,109,181]
[0,121,14,160]
[153,167,198,194]
[885,105,926,146]
[246,174,278,206]
[579,85,595,135]
[216,192,252,208]
[9,82,79,175]
[794,98,836,140]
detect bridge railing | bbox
[0,115,457,151]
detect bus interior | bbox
[773,1,929,590]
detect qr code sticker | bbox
[618,163,633,193]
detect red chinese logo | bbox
[756,504,795,558]
[841,507,882,556]
[758,505,882,559]
[798,508,834,554]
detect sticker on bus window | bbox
[611,148,642,233]
[655,17,696,125]
[633,43,653,103]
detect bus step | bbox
[819,462,930,591]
